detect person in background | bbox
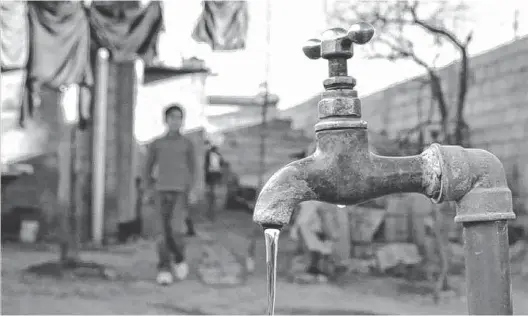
[224,162,258,214]
[287,140,347,282]
[143,103,199,286]
[290,200,336,282]
[204,140,225,221]
[245,140,319,275]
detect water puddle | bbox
[264,228,280,315]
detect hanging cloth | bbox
[27,1,93,89]
[88,1,163,63]
[1,70,26,133]
[192,1,249,51]
[0,2,29,71]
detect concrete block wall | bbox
[219,118,312,187]
[360,36,528,213]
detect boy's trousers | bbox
[156,190,187,272]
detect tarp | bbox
[27,1,92,88]
[89,1,163,63]
[0,2,29,70]
[1,70,50,165]
[1,70,26,135]
[192,1,248,51]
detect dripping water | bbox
[264,228,280,316]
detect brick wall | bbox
[361,36,528,213]
[283,36,528,214]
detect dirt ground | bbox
[2,211,528,315]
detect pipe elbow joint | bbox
[430,144,515,223]
[253,157,317,228]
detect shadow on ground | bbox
[2,210,528,315]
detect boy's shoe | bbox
[245,257,255,273]
[156,271,174,286]
[173,262,189,280]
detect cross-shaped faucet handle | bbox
[303,22,375,60]
[303,22,374,80]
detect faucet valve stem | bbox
[302,22,375,90]
[303,23,375,130]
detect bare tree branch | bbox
[328,1,475,298]
[409,1,472,50]
[328,0,472,146]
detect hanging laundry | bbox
[1,70,26,133]
[192,1,249,51]
[1,70,51,165]
[0,2,29,71]
[88,1,163,64]
[27,1,92,89]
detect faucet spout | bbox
[253,128,444,228]
[253,156,318,228]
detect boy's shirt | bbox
[144,132,196,192]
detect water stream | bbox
[264,205,345,314]
[264,228,280,316]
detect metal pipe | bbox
[132,58,144,230]
[258,86,269,190]
[464,221,512,315]
[258,0,272,191]
[431,145,515,315]
[91,48,110,245]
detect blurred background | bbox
[1,0,528,314]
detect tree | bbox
[328,0,474,302]
[328,0,473,146]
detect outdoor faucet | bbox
[253,22,516,315]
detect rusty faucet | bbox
[253,22,516,315]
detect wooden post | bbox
[115,59,138,227]
[77,86,93,243]
[92,48,110,245]
[57,84,80,262]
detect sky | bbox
[2,0,527,163]
[158,0,528,112]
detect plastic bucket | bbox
[20,220,39,243]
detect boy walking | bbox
[143,104,198,285]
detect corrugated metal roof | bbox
[143,65,211,84]
[207,94,279,107]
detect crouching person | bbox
[290,201,338,283]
